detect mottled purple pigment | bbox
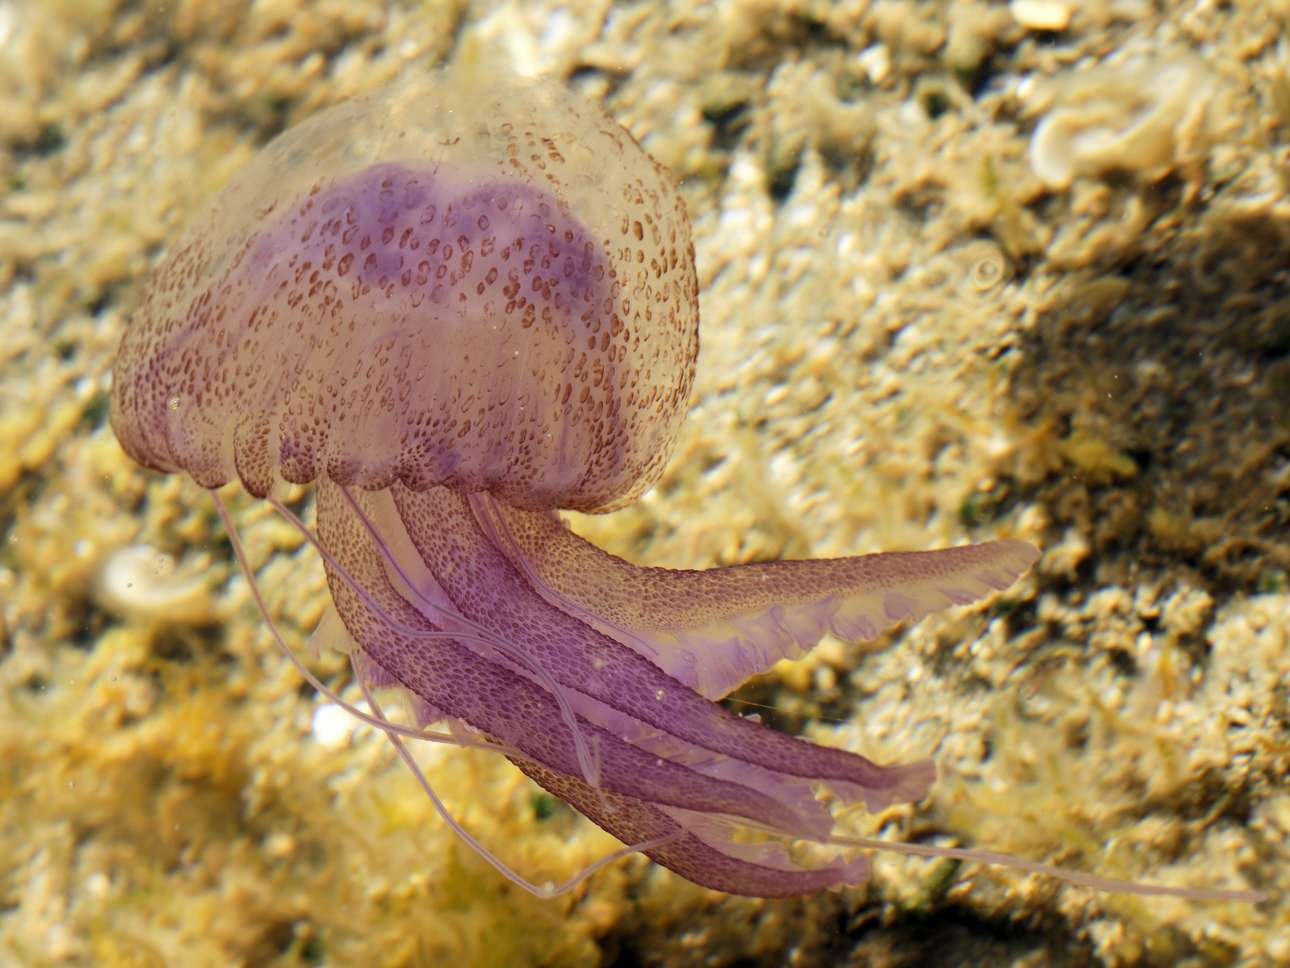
[248,163,604,316]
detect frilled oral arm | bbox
[313,478,1036,896]
[476,498,1040,700]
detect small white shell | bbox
[1010,0,1074,32]
[95,544,220,625]
[1029,57,1213,189]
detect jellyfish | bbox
[109,63,1261,902]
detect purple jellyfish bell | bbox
[108,64,1263,904]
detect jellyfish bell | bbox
[110,71,697,513]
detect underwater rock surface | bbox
[0,1,1285,965]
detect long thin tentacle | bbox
[355,655,678,898]
[823,833,1267,902]
[213,491,488,747]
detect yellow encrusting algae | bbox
[0,0,1284,965]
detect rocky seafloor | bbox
[0,1,1286,965]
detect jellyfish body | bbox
[110,67,1065,897]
